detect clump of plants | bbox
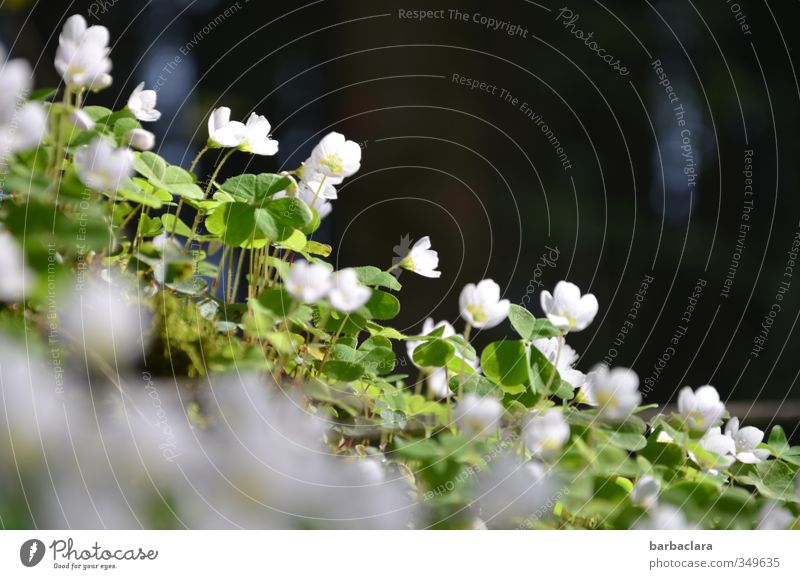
[0,15,798,530]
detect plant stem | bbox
[50,86,73,185]
[170,146,210,240]
[319,314,348,372]
[183,148,236,252]
[457,323,472,400]
[211,246,230,295]
[308,175,327,209]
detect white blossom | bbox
[691,427,736,472]
[459,279,510,329]
[678,385,725,432]
[125,128,155,151]
[69,109,95,130]
[582,365,641,422]
[724,417,769,464]
[523,409,570,460]
[477,458,556,528]
[757,502,794,530]
[308,132,361,181]
[285,261,332,304]
[455,394,502,437]
[207,106,246,148]
[631,475,660,509]
[127,82,161,122]
[74,137,134,192]
[532,337,586,389]
[539,281,598,332]
[636,505,692,530]
[54,15,112,90]
[238,113,279,156]
[399,236,441,278]
[0,229,36,302]
[328,268,371,313]
[0,53,46,167]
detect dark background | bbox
[3,0,799,426]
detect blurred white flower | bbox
[631,475,660,509]
[54,14,112,90]
[582,365,641,422]
[328,268,371,313]
[59,279,150,368]
[757,502,794,530]
[0,54,46,167]
[455,394,502,437]
[678,385,725,432]
[399,236,441,279]
[300,175,337,200]
[0,229,36,301]
[69,108,95,130]
[636,505,692,530]
[691,427,735,472]
[425,367,450,399]
[524,409,570,461]
[477,458,556,528]
[724,417,769,464]
[285,261,332,303]
[127,82,161,122]
[74,137,134,192]
[539,281,598,332]
[125,128,155,151]
[308,132,361,180]
[532,337,586,389]
[207,106,246,148]
[238,113,279,156]
[459,279,510,329]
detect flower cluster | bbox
[0,14,798,531]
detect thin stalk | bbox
[319,314,348,372]
[211,245,230,295]
[170,146,210,240]
[50,86,73,184]
[183,148,236,252]
[544,331,565,394]
[457,323,472,400]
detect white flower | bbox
[757,502,794,530]
[207,108,278,156]
[399,236,441,279]
[523,409,570,460]
[59,279,150,367]
[273,185,333,220]
[308,132,361,180]
[678,385,725,432]
[636,505,692,530]
[425,367,450,398]
[454,394,502,437]
[285,261,332,303]
[724,417,769,464]
[125,128,155,151]
[238,113,279,156]
[69,109,95,130]
[74,137,134,192]
[207,106,246,148]
[477,458,556,528]
[328,268,371,313]
[459,279,510,329]
[0,54,46,167]
[300,175,337,200]
[582,365,641,422]
[0,229,36,302]
[127,82,161,122]
[532,337,586,389]
[631,476,660,509]
[0,103,47,167]
[54,15,112,90]
[691,427,736,472]
[539,281,598,332]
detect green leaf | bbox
[206,202,259,246]
[508,304,536,340]
[449,374,498,397]
[481,340,529,386]
[322,360,365,382]
[134,151,167,182]
[29,87,58,101]
[735,461,798,502]
[304,240,332,257]
[255,288,296,319]
[597,424,647,451]
[353,266,402,291]
[267,196,314,229]
[766,425,800,466]
[413,338,455,367]
[362,290,401,320]
[133,152,203,200]
[160,214,194,238]
[116,180,163,209]
[219,173,291,205]
[358,346,396,375]
[274,228,307,252]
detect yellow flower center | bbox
[559,310,577,328]
[320,154,344,175]
[400,255,415,271]
[467,304,487,323]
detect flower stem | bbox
[544,331,565,394]
[320,314,348,372]
[457,323,472,400]
[309,175,327,209]
[183,148,236,252]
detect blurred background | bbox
[2,0,799,429]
